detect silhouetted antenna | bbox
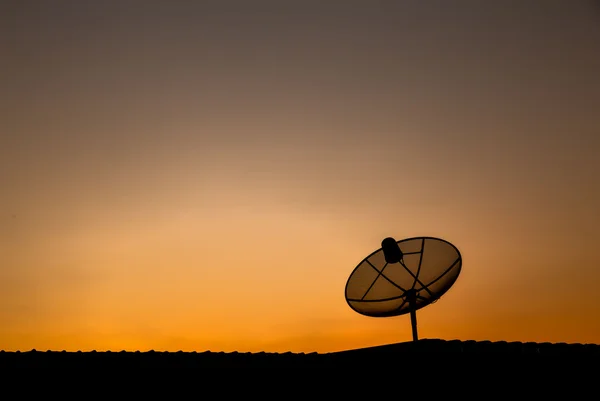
[345,236,462,342]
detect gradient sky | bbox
[1,0,599,352]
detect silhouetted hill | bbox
[2,339,599,368]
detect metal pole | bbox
[407,290,418,342]
[410,307,418,342]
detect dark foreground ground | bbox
[2,339,600,368]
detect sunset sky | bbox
[1,0,599,352]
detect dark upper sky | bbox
[1,1,599,351]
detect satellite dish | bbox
[345,236,462,342]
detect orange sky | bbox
[1,1,599,352]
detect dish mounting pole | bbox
[407,289,418,342]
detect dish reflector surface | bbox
[345,237,462,317]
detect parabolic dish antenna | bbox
[345,236,462,342]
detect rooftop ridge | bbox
[2,338,599,354]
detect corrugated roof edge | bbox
[2,338,599,354]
